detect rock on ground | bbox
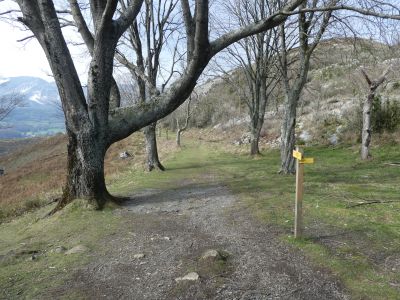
[65,245,89,255]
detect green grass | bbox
[0,201,123,299]
[1,139,399,299]
[110,140,400,299]
[211,143,400,299]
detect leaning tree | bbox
[8,0,307,212]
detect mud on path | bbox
[52,178,348,299]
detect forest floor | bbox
[1,131,400,299]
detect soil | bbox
[49,177,348,299]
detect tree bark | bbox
[250,128,261,155]
[51,128,111,212]
[361,93,374,160]
[144,122,165,171]
[176,129,182,147]
[360,68,389,160]
[280,93,297,174]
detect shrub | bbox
[372,96,400,133]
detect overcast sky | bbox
[0,6,90,83]
[0,21,55,81]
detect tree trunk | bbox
[250,124,262,156]
[361,93,374,160]
[51,128,111,212]
[176,129,182,147]
[144,122,165,171]
[359,68,389,160]
[280,94,297,174]
[250,134,260,156]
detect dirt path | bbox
[52,179,348,299]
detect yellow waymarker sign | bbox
[293,146,315,239]
[293,150,303,160]
[300,158,314,164]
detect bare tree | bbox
[360,67,390,160]
[7,0,306,212]
[116,0,182,171]
[175,92,197,147]
[217,0,281,155]
[4,0,400,211]
[278,0,336,174]
[0,93,23,122]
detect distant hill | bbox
[0,76,65,138]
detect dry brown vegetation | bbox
[0,130,178,222]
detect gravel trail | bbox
[53,181,347,300]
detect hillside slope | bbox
[188,38,400,145]
[0,76,64,138]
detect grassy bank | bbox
[214,143,400,299]
[1,132,399,298]
[107,137,400,298]
[0,201,123,299]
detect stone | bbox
[201,249,220,260]
[119,151,132,159]
[240,132,252,144]
[0,168,4,176]
[133,253,145,259]
[27,253,38,261]
[175,272,199,282]
[65,245,89,255]
[329,133,338,146]
[54,246,67,253]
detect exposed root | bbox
[45,188,116,217]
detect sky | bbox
[0,21,55,81]
[0,1,396,84]
[0,0,90,83]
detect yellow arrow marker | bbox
[300,157,314,164]
[293,150,303,160]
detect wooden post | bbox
[294,146,304,239]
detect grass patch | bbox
[1,131,399,299]
[210,143,400,299]
[0,200,122,299]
